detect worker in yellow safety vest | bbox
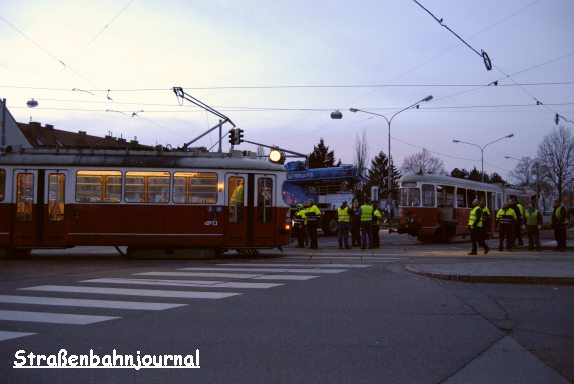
[337,201,350,249]
[372,202,382,249]
[358,200,373,250]
[468,198,489,255]
[551,199,568,251]
[496,202,517,251]
[524,202,543,251]
[293,204,306,248]
[305,200,321,249]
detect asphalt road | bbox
[0,239,572,383]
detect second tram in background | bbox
[397,173,533,243]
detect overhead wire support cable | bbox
[412,0,493,70]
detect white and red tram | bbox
[0,147,291,257]
[397,173,533,243]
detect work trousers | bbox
[469,226,487,253]
[554,224,567,250]
[307,220,318,249]
[371,224,380,248]
[361,221,372,249]
[526,225,540,250]
[498,223,514,250]
[294,223,305,248]
[337,222,350,248]
[351,220,361,247]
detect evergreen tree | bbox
[468,167,482,182]
[308,138,341,168]
[488,172,505,184]
[450,168,469,179]
[365,151,401,201]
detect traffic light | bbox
[228,129,237,145]
[236,128,244,144]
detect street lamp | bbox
[346,95,433,232]
[452,134,514,182]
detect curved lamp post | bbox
[345,95,433,232]
[452,134,514,182]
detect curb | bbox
[405,265,574,285]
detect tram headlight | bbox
[268,149,285,164]
[217,182,224,193]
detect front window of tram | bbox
[400,187,421,207]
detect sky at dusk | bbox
[2,0,574,180]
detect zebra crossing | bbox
[0,261,373,342]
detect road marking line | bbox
[0,295,185,311]
[135,271,319,281]
[81,278,282,289]
[135,271,263,279]
[20,285,240,300]
[0,331,36,342]
[220,263,371,268]
[0,310,119,325]
[179,267,347,274]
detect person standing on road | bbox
[551,199,568,251]
[468,198,489,255]
[496,202,517,251]
[349,199,361,248]
[480,201,491,240]
[337,201,351,249]
[293,204,306,248]
[510,198,524,247]
[524,202,543,251]
[358,199,373,250]
[371,202,382,249]
[305,199,321,249]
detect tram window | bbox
[16,173,34,221]
[422,184,435,207]
[437,185,454,207]
[48,174,65,221]
[476,191,486,206]
[76,171,122,203]
[0,169,5,202]
[456,188,467,208]
[467,190,478,207]
[258,178,273,223]
[399,188,420,207]
[173,172,217,204]
[125,171,170,203]
[228,176,245,223]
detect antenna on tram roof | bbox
[173,87,236,152]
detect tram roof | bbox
[399,173,529,194]
[0,147,286,172]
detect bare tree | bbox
[401,148,446,175]
[536,126,574,201]
[508,156,536,187]
[353,129,368,175]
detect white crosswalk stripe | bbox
[0,294,186,310]
[0,331,36,342]
[0,310,119,325]
[221,263,372,268]
[135,271,319,280]
[20,285,241,299]
[81,278,282,289]
[179,267,347,274]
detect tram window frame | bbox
[467,190,478,207]
[228,176,245,223]
[437,185,455,208]
[0,169,5,202]
[456,188,467,208]
[399,187,420,207]
[173,172,218,204]
[257,177,273,223]
[76,170,122,203]
[125,171,170,204]
[48,173,65,221]
[16,173,34,221]
[422,184,435,207]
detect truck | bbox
[282,161,365,235]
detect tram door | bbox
[225,173,249,247]
[11,170,38,246]
[253,174,276,247]
[11,170,68,247]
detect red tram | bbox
[0,147,291,257]
[397,174,533,243]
